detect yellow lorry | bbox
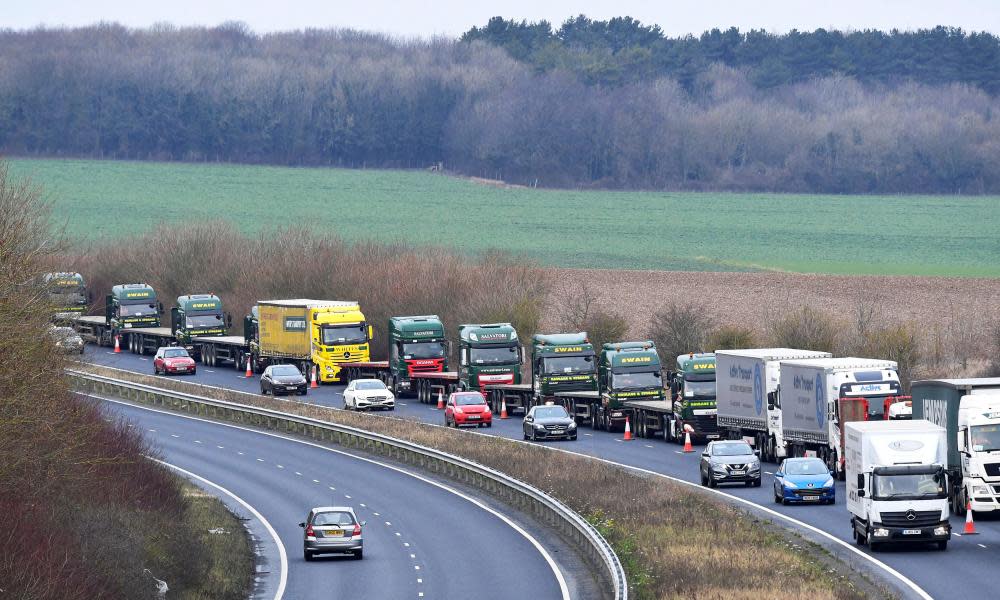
[254,300,372,383]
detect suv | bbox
[700,440,761,488]
[300,506,365,561]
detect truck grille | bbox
[693,414,719,435]
[879,510,941,528]
[408,361,443,374]
[983,463,1000,477]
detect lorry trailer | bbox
[778,357,906,478]
[846,419,950,551]
[911,378,1000,515]
[716,348,832,462]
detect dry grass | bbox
[76,362,879,600]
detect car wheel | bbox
[745,481,753,487]
[700,471,707,486]
[486,422,491,428]
[570,435,577,441]
[828,497,836,505]
[523,431,529,440]
[774,489,782,504]
[353,550,363,560]
[303,550,313,561]
[707,475,717,488]
[780,497,788,506]
[261,386,267,395]
[753,478,761,487]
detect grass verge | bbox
[77,362,887,600]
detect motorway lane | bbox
[84,346,1000,599]
[98,395,567,600]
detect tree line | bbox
[1,21,999,193]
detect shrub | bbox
[862,323,922,392]
[649,302,715,359]
[557,283,629,349]
[709,324,757,351]
[767,306,839,353]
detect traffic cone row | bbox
[114,335,121,353]
[623,416,633,441]
[436,391,444,409]
[964,501,978,534]
[311,365,319,389]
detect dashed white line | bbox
[312,479,320,483]
[205,369,215,373]
[414,564,419,569]
[359,503,366,507]
[385,521,392,526]
[171,434,180,438]
[257,458,265,462]
[765,471,774,475]
[329,486,337,491]
[410,553,416,559]
[277,464,284,469]
[194,440,203,444]
[238,451,244,455]
[217,445,225,449]
[978,543,987,548]
[149,429,157,432]
[373,512,379,516]
[416,577,421,583]
[644,444,654,448]
[404,542,410,547]
[583,433,592,436]
[345,494,352,499]
[396,532,402,537]
[294,471,302,476]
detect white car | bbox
[343,379,395,411]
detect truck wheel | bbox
[867,531,881,552]
[854,527,865,546]
[136,335,144,355]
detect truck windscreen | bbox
[873,471,946,500]
[187,313,224,328]
[971,425,1000,452]
[322,324,367,345]
[684,379,716,398]
[119,303,156,316]
[611,371,661,390]
[543,355,595,374]
[402,342,446,359]
[470,346,518,365]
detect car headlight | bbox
[712,465,727,473]
[534,424,546,430]
[386,394,394,401]
[823,477,835,488]
[973,485,990,496]
[454,407,463,414]
[568,422,577,429]
[783,479,798,489]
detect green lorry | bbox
[340,315,450,394]
[557,341,665,431]
[661,353,721,442]
[483,332,598,416]
[43,272,89,321]
[72,283,163,347]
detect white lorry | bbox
[911,378,1000,515]
[779,358,907,478]
[846,420,950,551]
[715,349,831,462]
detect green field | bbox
[12,158,1000,276]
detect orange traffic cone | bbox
[114,335,121,353]
[245,355,253,378]
[436,391,444,410]
[964,501,978,534]
[624,416,634,441]
[310,365,319,389]
[500,397,509,419]
[683,430,694,453]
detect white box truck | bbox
[716,349,831,462]
[779,358,906,478]
[845,420,950,551]
[911,378,1000,516]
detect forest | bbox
[1,19,998,193]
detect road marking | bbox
[329,486,337,491]
[410,553,416,559]
[359,503,366,507]
[416,577,421,582]
[149,429,157,432]
[978,543,987,548]
[96,395,572,600]
[399,403,407,406]
[217,445,225,449]
[404,542,409,547]
[674,451,683,455]
[413,563,419,568]
[644,444,654,448]
[583,433,592,437]
[345,494,352,499]
[238,451,244,455]
[954,533,962,537]
[205,369,215,373]
[294,472,302,476]
[277,464,284,469]
[194,440,202,444]
[385,521,392,526]
[257,458,265,462]
[313,479,320,483]
[396,532,402,537]
[153,459,287,600]
[765,471,774,475]
[171,434,180,438]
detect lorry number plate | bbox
[903,529,921,535]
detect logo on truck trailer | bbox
[815,373,825,427]
[923,398,948,429]
[753,363,764,416]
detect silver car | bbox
[48,325,85,354]
[343,378,395,411]
[300,506,365,561]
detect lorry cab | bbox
[667,352,719,441]
[43,272,89,321]
[600,341,664,407]
[458,323,521,391]
[108,283,162,332]
[310,301,372,382]
[171,294,231,345]
[531,332,597,400]
[388,315,448,392]
[846,420,950,551]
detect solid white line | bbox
[95,394,571,600]
[151,458,287,600]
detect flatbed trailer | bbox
[483,383,534,417]
[341,361,392,383]
[193,335,249,368]
[72,315,113,345]
[554,391,602,427]
[73,316,171,354]
[622,399,671,439]
[410,371,461,404]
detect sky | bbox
[5,1,999,38]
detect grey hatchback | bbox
[300,506,365,561]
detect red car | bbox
[153,346,197,376]
[444,392,492,428]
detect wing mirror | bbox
[775,472,783,478]
[298,522,305,528]
[754,449,761,457]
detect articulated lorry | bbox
[482,332,598,417]
[72,283,163,347]
[778,357,907,478]
[43,272,89,321]
[846,420,951,551]
[716,348,832,462]
[408,323,523,405]
[911,378,1000,515]
[662,353,721,442]
[557,341,665,431]
[109,294,232,357]
[340,315,449,394]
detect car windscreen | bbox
[163,349,188,358]
[534,406,569,419]
[470,346,518,365]
[321,324,367,345]
[543,355,595,374]
[313,511,355,526]
[402,341,446,359]
[611,371,660,390]
[455,394,485,406]
[712,443,753,456]
[784,460,827,475]
[119,303,156,316]
[355,381,386,391]
[271,366,300,377]
[186,313,224,328]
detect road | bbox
[84,346,1000,600]
[96,392,569,600]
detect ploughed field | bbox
[15,157,1000,277]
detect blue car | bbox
[773,457,836,505]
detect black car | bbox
[261,364,308,396]
[699,440,761,487]
[523,404,578,441]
